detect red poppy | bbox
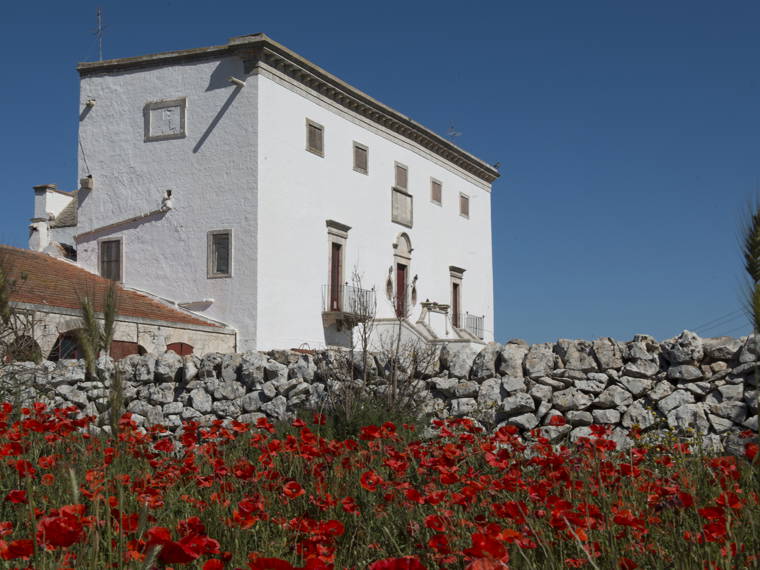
[0,539,34,560]
[283,481,305,499]
[37,505,87,548]
[360,471,382,492]
[248,556,303,569]
[368,556,426,570]
[4,490,27,504]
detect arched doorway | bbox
[48,331,82,361]
[392,233,413,318]
[3,335,42,363]
[166,342,193,356]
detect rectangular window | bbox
[306,119,324,156]
[392,188,413,228]
[431,178,442,205]
[459,193,470,218]
[207,230,232,278]
[394,163,408,190]
[99,239,122,281]
[353,142,368,174]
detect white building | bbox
[30,33,499,352]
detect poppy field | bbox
[0,403,758,569]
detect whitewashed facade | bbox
[44,34,498,351]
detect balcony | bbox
[322,284,376,329]
[453,312,485,340]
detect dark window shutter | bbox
[308,123,323,153]
[432,180,442,203]
[460,195,469,217]
[354,145,368,172]
[395,164,408,189]
[213,233,230,275]
[100,240,121,281]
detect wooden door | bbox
[396,263,407,317]
[330,243,342,311]
[452,282,460,328]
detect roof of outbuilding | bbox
[0,245,221,329]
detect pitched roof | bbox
[0,245,220,329]
[50,192,78,228]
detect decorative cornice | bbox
[325,219,352,234]
[78,34,500,185]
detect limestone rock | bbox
[189,388,212,413]
[649,380,675,401]
[709,401,747,423]
[661,331,703,365]
[213,399,241,418]
[497,342,528,377]
[555,339,598,372]
[594,385,633,409]
[453,381,479,399]
[534,424,572,443]
[288,354,316,382]
[592,409,621,424]
[261,395,288,421]
[450,398,478,416]
[667,404,710,435]
[240,351,268,387]
[622,400,657,430]
[155,351,183,383]
[501,393,535,418]
[477,378,503,407]
[446,343,481,379]
[566,411,593,426]
[507,413,538,430]
[524,344,556,378]
[182,356,200,382]
[471,343,500,380]
[213,381,246,401]
[592,338,624,369]
[617,376,652,397]
[667,365,703,382]
[147,383,176,405]
[264,360,288,383]
[622,360,659,379]
[242,391,265,412]
[431,377,459,396]
[703,336,742,361]
[552,388,592,412]
[501,376,526,394]
[529,384,553,403]
[707,414,735,434]
[738,335,760,364]
[657,390,695,415]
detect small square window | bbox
[208,230,232,278]
[99,239,122,281]
[306,119,324,156]
[394,163,408,190]
[431,179,442,205]
[353,142,368,174]
[459,193,470,218]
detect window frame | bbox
[305,119,325,157]
[430,177,443,206]
[391,187,414,228]
[459,192,470,219]
[353,141,369,175]
[394,162,409,191]
[143,97,187,142]
[98,237,123,282]
[207,229,233,279]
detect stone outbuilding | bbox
[1,245,235,360]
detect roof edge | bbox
[77,34,500,184]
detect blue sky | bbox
[1,1,758,344]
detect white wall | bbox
[256,71,493,350]
[76,57,259,350]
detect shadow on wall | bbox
[194,59,247,154]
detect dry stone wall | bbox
[1,330,757,454]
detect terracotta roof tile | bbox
[0,245,220,329]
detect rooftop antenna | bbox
[94,7,105,61]
[446,123,462,140]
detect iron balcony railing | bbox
[454,312,485,340]
[322,284,376,319]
